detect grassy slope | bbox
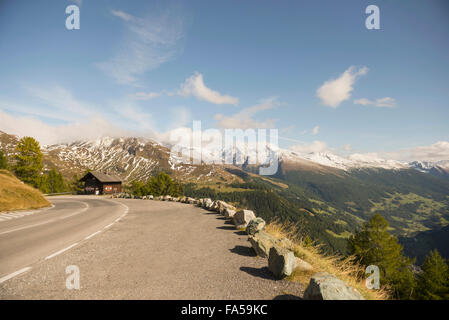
[264,221,389,300]
[0,169,50,212]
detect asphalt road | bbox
[0,197,303,299]
[0,196,126,281]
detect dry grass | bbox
[0,169,51,212]
[264,220,390,300]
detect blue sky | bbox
[0,0,448,161]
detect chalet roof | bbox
[81,171,122,183]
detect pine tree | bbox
[0,150,8,169]
[416,250,449,300]
[13,137,43,187]
[45,169,66,193]
[70,174,84,194]
[349,213,416,299]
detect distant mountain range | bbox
[1,130,448,261]
[1,130,448,182]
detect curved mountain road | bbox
[0,196,303,299]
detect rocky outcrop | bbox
[268,246,297,279]
[303,272,365,300]
[232,209,256,229]
[246,217,266,236]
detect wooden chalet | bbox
[79,171,122,195]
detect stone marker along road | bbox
[0,196,303,299]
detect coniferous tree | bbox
[70,174,84,194]
[349,213,416,299]
[416,250,449,300]
[0,150,8,169]
[13,137,43,187]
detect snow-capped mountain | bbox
[1,130,448,180]
[278,149,407,171]
[409,160,449,179]
[43,136,242,183]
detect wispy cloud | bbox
[0,109,128,145]
[214,97,279,129]
[354,97,396,108]
[290,141,328,153]
[0,85,93,123]
[312,125,319,135]
[317,66,368,108]
[381,141,449,162]
[133,72,239,105]
[97,9,186,85]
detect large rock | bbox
[246,217,266,236]
[303,272,365,300]
[217,201,235,215]
[203,198,213,209]
[248,229,295,258]
[248,230,278,258]
[232,209,256,229]
[224,208,236,218]
[268,246,297,278]
[296,259,314,272]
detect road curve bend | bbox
[0,196,127,281]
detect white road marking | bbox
[84,230,102,240]
[0,199,130,285]
[0,267,32,284]
[0,202,90,236]
[45,243,78,260]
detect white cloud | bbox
[290,141,328,153]
[134,92,162,100]
[348,152,383,162]
[343,144,351,151]
[214,97,279,129]
[317,66,368,108]
[0,110,128,145]
[384,141,449,162]
[179,72,239,106]
[0,85,158,144]
[97,9,185,85]
[312,125,319,135]
[354,97,396,108]
[0,85,94,124]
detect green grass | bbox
[326,229,352,239]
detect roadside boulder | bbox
[218,201,235,215]
[296,259,314,272]
[246,217,266,236]
[268,246,297,278]
[224,208,236,218]
[232,209,256,229]
[248,230,278,258]
[203,198,213,209]
[187,197,196,204]
[303,272,365,300]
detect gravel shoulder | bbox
[0,199,303,299]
